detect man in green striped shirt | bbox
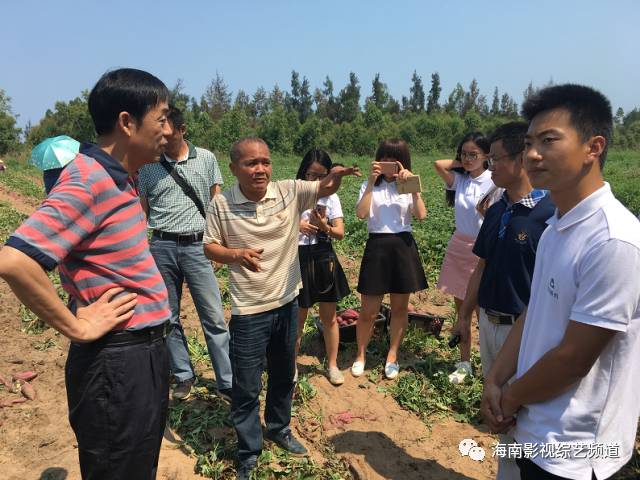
[139,105,232,402]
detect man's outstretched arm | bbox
[317,165,361,198]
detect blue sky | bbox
[2,0,638,128]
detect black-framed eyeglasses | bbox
[486,153,513,167]
[305,172,328,180]
[460,151,483,160]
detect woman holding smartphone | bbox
[433,132,493,382]
[353,139,427,380]
[295,149,351,386]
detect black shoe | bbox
[217,388,233,403]
[172,377,195,400]
[265,430,308,456]
[236,459,256,480]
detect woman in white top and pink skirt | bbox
[352,139,428,380]
[434,132,494,381]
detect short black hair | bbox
[488,121,528,156]
[522,84,612,168]
[296,149,333,180]
[167,104,185,129]
[374,138,411,186]
[88,68,169,136]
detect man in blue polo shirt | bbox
[452,121,554,480]
[481,85,640,480]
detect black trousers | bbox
[65,335,169,480]
[516,458,600,480]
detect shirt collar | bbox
[472,169,492,183]
[546,182,612,231]
[187,141,197,159]
[164,141,197,163]
[80,142,129,187]
[501,188,547,209]
[230,182,277,204]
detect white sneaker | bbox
[384,362,400,380]
[448,361,472,384]
[327,367,345,386]
[351,360,365,377]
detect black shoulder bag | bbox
[159,156,207,218]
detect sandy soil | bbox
[0,183,40,214]
[0,190,496,480]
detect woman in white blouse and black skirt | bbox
[352,139,428,380]
[295,149,351,386]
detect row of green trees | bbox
[0,90,21,155]
[2,71,640,157]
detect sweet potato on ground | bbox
[16,380,36,400]
[12,371,38,382]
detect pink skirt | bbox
[436,231,480,300]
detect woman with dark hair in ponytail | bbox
[433,132,494,382]
[294,148,351,386]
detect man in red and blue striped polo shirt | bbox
[0,68,172,479]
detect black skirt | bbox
[357,232,428,295]
[298,242,351,308]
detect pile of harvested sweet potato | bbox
[0,371,37,407]
[336,308,359,327]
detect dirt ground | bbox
[0,191,497,480]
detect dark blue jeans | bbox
[230,300,298,464]
[149,237,232,390]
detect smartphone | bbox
[378,162,398,176]
[397,174,422,194]
[315,204,327,217]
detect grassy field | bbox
[1,149,639,478]
[212,149,640,286]
[2,150,639,268]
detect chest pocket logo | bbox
[547,277,558,300]
[515,230,528,244]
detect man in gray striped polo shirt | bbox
[204,137,360,479]
[139,105,232,401]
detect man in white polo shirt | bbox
[203,137,359,480]
[481,84,640,480]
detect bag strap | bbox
[159,156,207,219]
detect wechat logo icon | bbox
[459,438,486,462]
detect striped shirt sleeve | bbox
[295,179,319,214]
[7,170,97,270]
[203,197,224,246]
